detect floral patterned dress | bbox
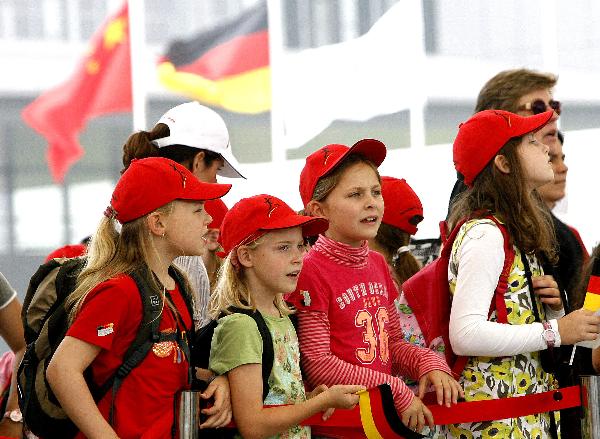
[447,219,559,439]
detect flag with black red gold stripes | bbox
[358,384,425,439]
[157,1,269,114]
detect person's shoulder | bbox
[216,312,259,332]
[85,274,140,304]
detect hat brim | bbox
[322,138,387,180]
[217,146,245,179]
[512,110,554,137]
[262,214,329,238]
[180,181,232,202]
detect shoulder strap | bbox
[229,307,273,402]
[484,216,515,324]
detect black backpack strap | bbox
[89,269,164,424]
[229,307,273,401]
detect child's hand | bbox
[322,384,363,411]
[199,375,232,429]
[558,308,600,345]
[532,275,562,311]
[400,396,434,433]
[418,370,464,407]
[306,383,329,400]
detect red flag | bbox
[22,2,132,183]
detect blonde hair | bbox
[209,236,294,319]
[66,202,181,323]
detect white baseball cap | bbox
[152,102,245,179]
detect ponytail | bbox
[374,222,421,285]
[121,124,168,172]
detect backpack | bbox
[402,215,515,378]
[193,307,274,401]
[17,257,195,439]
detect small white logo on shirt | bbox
[301,290,311,307]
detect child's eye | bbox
[278,244,291,252]
[349,192,360,198]
[372,189,382,197]
[297,244,307,253]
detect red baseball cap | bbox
[381,176,423,235]
[453,109,554,187]
[45,244,87,262]
[299,139,387,206]
[205,199,229,229]
[109,157,231,223]
[219,194,329,256]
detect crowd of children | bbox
[1,67,600,439]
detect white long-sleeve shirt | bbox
[448,222,564,357]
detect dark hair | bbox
[448,137,557,263]
[475,68,557,113]
[122,123,222,173]
[374,223,421,285]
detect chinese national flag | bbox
[22,2,131,183]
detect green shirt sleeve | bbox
[209,313,263,375]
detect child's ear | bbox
[236,246,254,268]
[305,200,324,218]
[493,154,511,174]
[146,212,167,237]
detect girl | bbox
[122,101,245,330]
[369,176,424,287]
[201,199,229,291]
[121,102,240,416]
[369,177,446,383]
[447,109,600,437]
[46,157,232,438]
[288,140,463,438]
[209,194,364,439]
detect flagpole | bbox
[267,0,286,165]
[128,0,147,130]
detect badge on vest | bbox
[97,323,114,337]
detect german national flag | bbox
[583,257,600,311]
[158,2,269,114]
[358,384,425,439]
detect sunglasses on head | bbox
[519,99,561,116]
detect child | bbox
[287,140,463,438]
[369,177,445,375]
[447,109,600,437]
[209,194,364,439]
[370,176,424,287]
[201,199,229,291]
[46,157,232,438]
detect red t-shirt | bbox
[289,248,398,373]
[66,274,192,439]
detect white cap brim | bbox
[219,145,245,179]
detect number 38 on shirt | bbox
[355,307,389,364]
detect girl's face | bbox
[244,227,306,296]
[193,154,225,183]
[164,200,212,257]
[203,228,221,253]
[315,161,383,247]
[517,133,554,191]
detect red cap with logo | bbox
[219,194,329,256]
[381,176,423,235]
[299,139,387,207]
[453,109,554,187]
[205,199,229,229]
[108,157,231,224]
